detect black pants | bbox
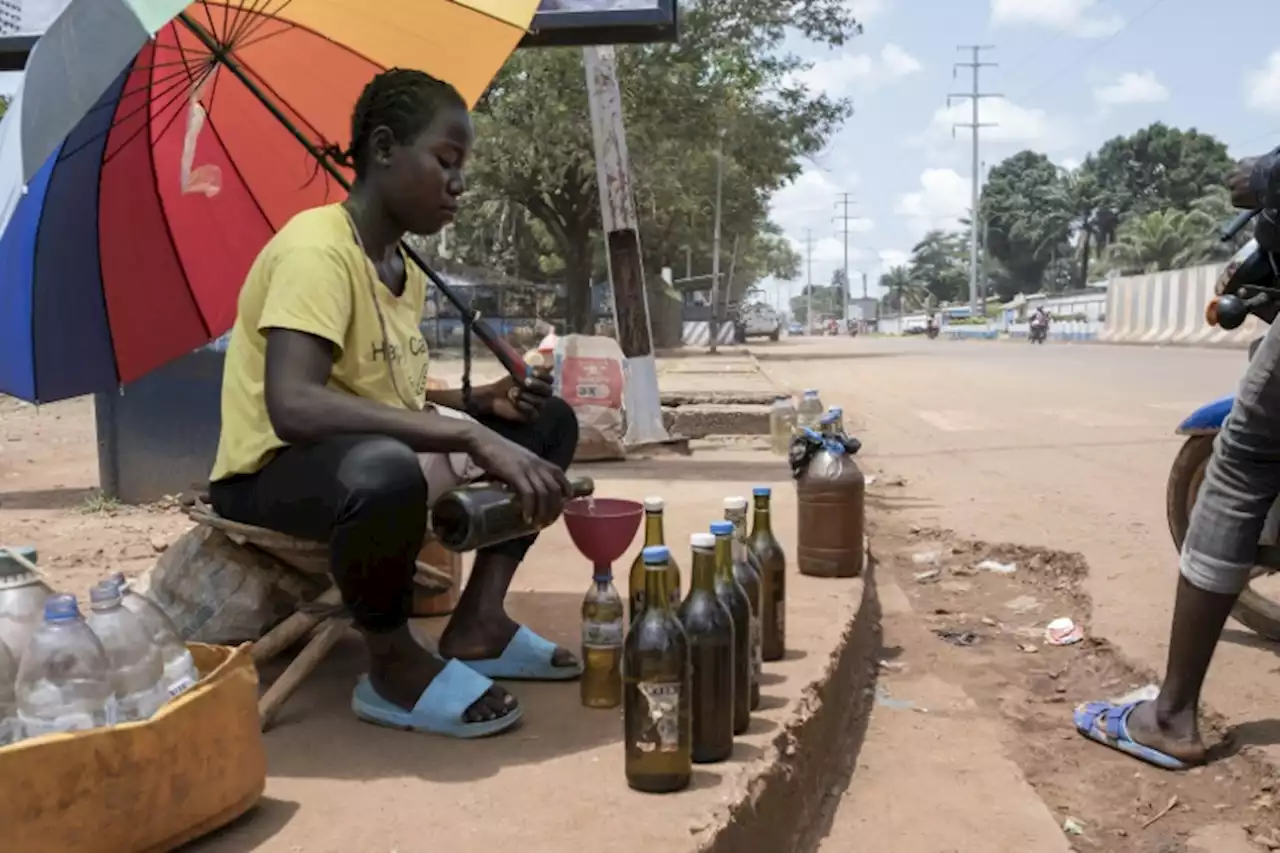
[209,397,579,633]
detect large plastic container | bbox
[16,594,116,737]
[0,643,266,853]
[797,438,865,578]
[86,582,167,723]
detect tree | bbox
[790,285,842,323]
[879,265,928,312]
[907,230,968,304]
[980,151,1072,295]
[1103,208,1218,275]
[461,0,860,332]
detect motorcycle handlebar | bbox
[1222,208,1262,242]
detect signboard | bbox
[520,0,678,48]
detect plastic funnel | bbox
[563,497,643,567]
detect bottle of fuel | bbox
[432,477,595,552]
[710,521,752,735]
[580,566,624,709]
[795,429,865,579]
[678,533,735,764]
[750,487,788,661]
[627,497,682,625]
[724,496,762,710]
[796,389,824,431]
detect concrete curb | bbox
[698,557,882,853]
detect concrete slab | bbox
[187,451,878,853]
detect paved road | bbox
[756,335,1280,764]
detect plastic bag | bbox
[553,334,627,461]
[789,427,861,479]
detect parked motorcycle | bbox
[1167,207,1280,638]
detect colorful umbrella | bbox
[0,0,540,403]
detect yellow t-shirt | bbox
[210,203,430,481]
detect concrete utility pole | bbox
[949,45,999,316]
[804,229,814,334]
[708,131,725,353]
[834,192,857,321]
[583,46,669,446]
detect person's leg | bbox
[1078,321,1280,765]
[209,434,515,722]
[438,396,580,669]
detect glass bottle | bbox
[627,497,681,626]
[769,396,797,455]
[750,487,788,662]
[580,567,624,709]
[432,477,595,551]
[711,521,752,735]
[624,545,692,793]
[724,496,763,710]
[677,533,735,764]
[827,406,845,437]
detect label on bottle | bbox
[751,616,763,683]
[582,618,623,649]
[637,680,682,753]
[168,674,198,699]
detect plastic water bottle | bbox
[16,594,116,737]
[86,582,166,722]
[107,573,198,699]
[769,396,797,455]
[0,639,19,746]
[796,389,825,431]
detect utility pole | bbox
[834,192,857,322]
[708,131,725,353]
[949,45,999,316]
[804,229,814,335]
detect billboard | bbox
[520,0,678,48]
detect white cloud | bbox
[991,0,1123,37]
[1246,52,1280,113]
[796,43,922,96]
[766,166,875,284]
[878,248,911,271]
[896,168,972,238]
[844,0,891,22]
[920,97,1062,149]
[1093,71,1168,106]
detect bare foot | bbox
[439,612,579,670]
[1121,700,1208,765]
[365,626,517,723]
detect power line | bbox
[834,192,861,312]
[950,45,999,315]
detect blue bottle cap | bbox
[752,486,771,497]
[803,389,819,396]
[709,521,734,536]
[819,412,837,425]
[44,593,80,622]
[642,545,670,565]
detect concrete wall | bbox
[1099,264,1263,348]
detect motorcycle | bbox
[926,324,939,340]
[1167,207,1280,638]
[1029,322,1048,344]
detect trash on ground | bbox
[1110,683,1159,705]
[874,685,917,711]
[933,629,978,647]
[877,660,905,672]
[1004,594,1042,614]
[1017,643,1039,654]
[911,550,942,565]
[1063,817,1085,835]
[1045,617,1085,646]
[976,559,1017,575]
[980,616,999,627]
[865,475,878,487]
[1141,795,1180,829]
[913,569,941,583]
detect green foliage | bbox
[877,264,928,312]
[1101,207,1219,275]
[980,151,1071,296]
[790,285,843,322]
[908,230,968,304]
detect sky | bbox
[757,0,1280,309]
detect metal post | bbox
[949,45,999,316]
[583,46,670,446]
[834,193,856,323]
[805,229,813,335]
[708,132,725,353]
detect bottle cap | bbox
[723,496,748,511]
[710,521,734,536]
[642,545,670,565]
[643,496,664,512]
[106,571,126,591]
[804,389,819,396]
[89,581,122,609]
[44,593,80,622]
[829,407,843,416]
[753,486,772,497]
[820,412,837,424]
[690,533,716,550]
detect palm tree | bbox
[1104,208,1218,275]
[879,265,929,312]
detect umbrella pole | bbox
[176,13,527,383]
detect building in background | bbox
[0,0,67,35]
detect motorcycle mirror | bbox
[1216,293,1250,330]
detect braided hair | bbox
[323,69,467,179]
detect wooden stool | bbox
[184,502,458,732]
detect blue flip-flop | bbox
[352,659,522,738]
[462,625,584,681]
[1073,701,1193,771]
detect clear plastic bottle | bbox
[16,594,116,737]
[796,389,824,431]
[107,573,198,699]
[86,581,166,722]
[769,396,797,455]
[0,639,20,746]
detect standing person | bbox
[1074,151,1280,769]
[209,69,581,740]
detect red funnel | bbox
[563,497,644,571]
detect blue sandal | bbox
[352,659,522,738]
[463,625,584,682]
[1073,701,1193,770]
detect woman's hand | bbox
[473,369,555,423]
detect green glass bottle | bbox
[580,567,624,709]
[677,533,735,764]
[624,545,692,792]
[711,521,752,735]
[750,486,787,662]
[724,496,763,710]
[627,497,682,626]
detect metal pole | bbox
[709,132,725,353]
[949,45,999,317]
[583,46,670,445]
[805,229,813,335]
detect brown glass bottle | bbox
[432,477,594,551]
[677,533,735,764]
[580,569,625,709]
[749,487,787,661]
[711,521,752,735]
[725,497,762,710]
[627,497,681,626]
[797,435,865,578]
[624,545,692,793]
